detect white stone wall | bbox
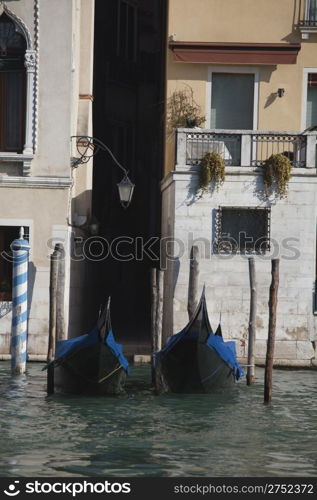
[161,166,317,366]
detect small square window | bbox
[216,207,270,254]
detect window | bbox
[117,0,137,62]
[0,13,26,153]
[216,207,270,253]
[306,73,317,128]
[211,73,254,130]
[0,225,29,301]
[299,1,317,37]
[307,0,317,24]
[207,67,259,132]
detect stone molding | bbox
[0,176,73,189]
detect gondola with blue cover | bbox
[47,298,129,395]
[154,289,244,393]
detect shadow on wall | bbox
[183,169,279,206]
[27,261,36,320]
[265,92,278,108]
[67,189,97,338]
[281,0,302,42]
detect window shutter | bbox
[4,71,25,151]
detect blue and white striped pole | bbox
[11,227,30,375]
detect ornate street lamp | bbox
[71,136,135,208]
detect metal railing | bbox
[251,134,306,167]
[300,0,317,26]
[175,129,317,169]
[185,132,241,166]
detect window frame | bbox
[215,206,271,254]
[0,221,32,302]
[206,66,259,131]
[301,68,317,130]
[0,69,27,153]
[0,7,36,175]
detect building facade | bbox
[0,0,95,359]
[162,0,317,366]
[1,0,317,366]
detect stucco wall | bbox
[0,188,70,357]
[168,0,303,44]
[0,0,95,358]
[165,0,317,175]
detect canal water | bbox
[0,362,316,477]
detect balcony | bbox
[299,0,317,38]
[175,129,317,169]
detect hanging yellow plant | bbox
[198,152,225,196]
[263,153,292,198]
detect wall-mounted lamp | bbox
[71,136,135,209]
[277,88,285,98]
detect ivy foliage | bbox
[198,152,225,197]
[263,153,292,198]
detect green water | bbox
[0,362,316,477]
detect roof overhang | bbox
[169,41,301,65]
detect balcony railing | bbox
[175,129,317,169]
[300,0,317,25]
[299,0,317,37]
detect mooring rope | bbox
[98,364,122,384]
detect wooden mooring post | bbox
[188,245,199,320]
[264,259,280,404]
[151,268,158,354]
[247,257,257,385]
[47,245,61,394]
[56,243,66,341]
[151,268,164,384]
[156,269,164,353]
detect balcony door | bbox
[307,0,317,22]
[302,69,317,130]
[210,72,255,130]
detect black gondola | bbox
[154,289,244,393]
[45,298,129,395]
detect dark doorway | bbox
[92,0,166,350]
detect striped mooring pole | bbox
[11,227,30,375]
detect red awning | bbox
[169,42,301,65]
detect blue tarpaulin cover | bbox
[50,326,129,373]
[158,327,244,381]
[206,335,244,380]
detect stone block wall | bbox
[161,167,317,366]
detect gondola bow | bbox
[155,289,244,393]
[44,298,129,395]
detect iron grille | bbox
[186,132,241,166]
[216,207,271,254]
[251,134,306,168]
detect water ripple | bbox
[0,362,316,477]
